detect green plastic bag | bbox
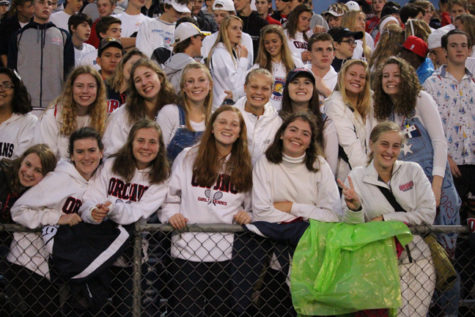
[291,220,412,316]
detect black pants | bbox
[169,258,233,317]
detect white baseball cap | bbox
[174,22,206,44]
[428,28,449,49]
[345,1,360,12]
[212,0,235,12]
[164,0,191,13]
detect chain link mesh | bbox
[0,223,473,316]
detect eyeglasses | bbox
[0,81,14,90]
[340,39,357,46]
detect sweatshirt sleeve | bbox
[416,92,447,177]
[211,48,248,103]
[289,159,341,222]
[16,114,37,158]
[325,96,367,169]
[62,30,75,80]
[103,108,129,157]
[382,164,436,225]
[252,158,296,223]
[7,29,19,69]
[156,105,180,147]
[79,163,110,223]
[35,108,60,158]
[10,175,63,229]
[322,118,338,176]
[159,150,186,223]
[108,180,169,225]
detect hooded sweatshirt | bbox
[80,158,168,225]
[8,21,74,111]
[163,53,196,92]
[8,159,96,278]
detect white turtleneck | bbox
[252,153,342,223]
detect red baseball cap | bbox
[403,36,428,58]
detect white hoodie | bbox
[8,160,96,278]
[103,105,131,157]
[0,112,37,159]
[80,158,168,225]
[160,147,251,262]
[209,43,249,110]
[233,97,282,165]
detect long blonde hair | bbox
[177,63,213,131]
[342,10,371,59]
[255,25,296,74]
[52,66,107,136]
[336,59,372,120]
[207,15,242,67]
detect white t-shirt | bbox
[136,18,175,57]
[74,43,97,67]
[77,49,100,70]
[50,11,72,32]
[113,12,152,37]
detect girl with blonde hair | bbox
[103,58,177,156]
[253,24,303,110]
[35,65,107,159]
[342,10,374,60]
[324,59,375,181]
[157,63,213,161]
[208,15,249,110]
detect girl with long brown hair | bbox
[284,4,313,63]
[103,58,177,156]
[253,24,303,110]
[35,65,107,159]
[160,105,252,316]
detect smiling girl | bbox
[7,127,104,315]
[253,25,303,110]
[324,59,375,181]
[103,58,177,156]
[35,65,107,159]
[160,106,252,315]
[157,63,213,161]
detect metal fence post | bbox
[132,221,143,317]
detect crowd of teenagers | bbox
[0,0,474,315]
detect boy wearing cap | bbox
[163,22,205,91]
[399,35,434,83]
[328,27,363,72]
[8,0,74,114]
[323,3,347,29]
[0,0,9,20]
[424,30,474,208]
[68,13,96,66]
[136,0,190,57]
[96,37,123,81]
[428,27,449,69]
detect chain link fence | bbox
[0,222,473,316]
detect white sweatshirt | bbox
[0,113,37,159]
[209,43,249,110]
[160,147,251,262]
[8,159,95,278]
[201,31,254,69]
[252,153,341,223]
[35,105,92,159]
[324,91,376,181]
[136,18,175,58]
[233,97,282,165]
[80,158,168,225]
[103,105,132,157]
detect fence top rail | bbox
[0,222,470,234]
